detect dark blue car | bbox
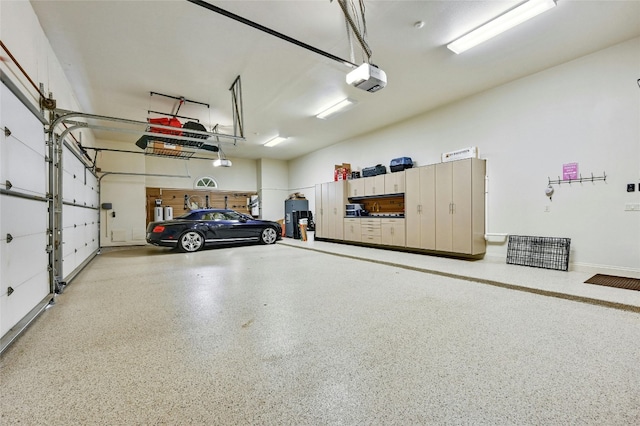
[146,209,281,252]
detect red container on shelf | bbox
[149,117,182,136]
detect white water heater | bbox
[164,206,173,221]
[154,207,163,222]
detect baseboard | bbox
[479,253,640,278]
[570,263,640,279]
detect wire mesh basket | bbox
[506,235,571,271]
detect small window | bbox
[195,176,217,189]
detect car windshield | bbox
[175,210,249,221]
[223,211,247,221]
[175,212,197,220]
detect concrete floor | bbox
[1,237,639,425]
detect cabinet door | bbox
[315,184,324,238]
[348,179,365,198]
[451,159,472,254]
[364,175,384,196]
[321,183,331,238]
[344,219,361,242]
[385,171,405,194]
[332,180,346,240]
[405,168,421,248]
[381,219,405,246]
[435,162,453,252]
[324,180,346,240]
[406,166,435,250]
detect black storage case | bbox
[390,157,413,172]
[362,164,387,177]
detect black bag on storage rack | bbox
[390,157,413,172]
[362,164,387,177]
[182,121,208,141]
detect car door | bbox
[200,212,230,240]
[220,211,257,240]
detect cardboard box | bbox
[152,141,182,156]
[334,163,351,181]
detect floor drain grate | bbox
[585,274,640,292]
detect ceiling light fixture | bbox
[315,98,357,119]
[264,135,287,147]
[447,0,557,54]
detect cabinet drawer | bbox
[361,234,382,244]
[360,218,381,226]
[380,218,404,225]
[361,226,381,236]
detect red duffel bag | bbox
[149,117,182,135]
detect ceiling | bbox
[30,0,640,161]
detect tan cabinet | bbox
[364,175,385,196]
[360,218,381,244]
[348,178,365,198]
[434,158,485,255]
[314,183,324,238]
[384,171,405,194]
[405,165,436,250]
[344,218,361,242]
[381,218,405,246]
[315,180,347,240]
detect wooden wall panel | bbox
[146,187,257,224]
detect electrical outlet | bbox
[544,206,551,213]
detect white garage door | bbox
[0,82,51,341]
[61,143,99,281]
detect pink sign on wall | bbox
[563,163,579,180]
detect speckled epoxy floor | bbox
[1,241,639,425]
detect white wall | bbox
[257,158,289,221]
[0,0,96,147]
[289,37,640,275]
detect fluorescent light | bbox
[264,135,287,147]
[316,98,357,119]
[447,0,557,54]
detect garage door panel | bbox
[1,82,51,346]
[63,251,78,275]
[0,136,47,197]
[0,232,48,293]
[61,200,99,280]
[84,184,99,208]
[1,85,46,157]
[0,197,48,240]
[86,174,99,207]
[0,270,49,337]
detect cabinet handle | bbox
[394,184,398,192]
[417,204,422,214]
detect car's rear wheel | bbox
[178,231,204,252]
[260,227,278,245]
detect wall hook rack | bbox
[548,172,607,186]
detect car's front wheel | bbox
[260,227,278,245]
[178,231,204,252]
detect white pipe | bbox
[484,174,509,241]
